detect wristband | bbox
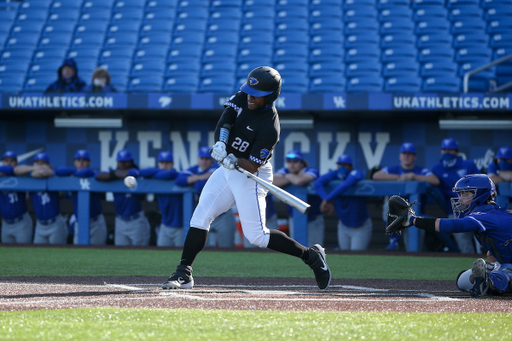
[219,127,230,144]
[413,217,437,232]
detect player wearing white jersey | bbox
[162,67,331,290]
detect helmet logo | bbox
[249,77,259,86]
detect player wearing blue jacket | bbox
[400,174,512,298]
[55,150,107,245]
[175,146,236,248]
[0,151,33,243]
[488,146,512,185]
[373,142,440,251]
[15,152,68,244]
[274,150,324,246]
[96,149,150,246]
[432,138,481,253]
[139,151,183,247]
[313,154,372,251]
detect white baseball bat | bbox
[235,165,311,214]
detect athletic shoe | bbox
[162,265,194,290]
[470,258,489,298]
[304,244,331,290]
[385,234,400,251]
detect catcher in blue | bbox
[386,173,512,298]
[162,66,331,291]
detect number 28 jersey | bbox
[215,91,280,166]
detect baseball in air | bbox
[124,176,137,187]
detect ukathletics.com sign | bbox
[4,94,127,109]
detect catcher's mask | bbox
[451,174,496,218]
[240,66,282,105]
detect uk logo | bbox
[260,149,270,159]
[249,77,259,86]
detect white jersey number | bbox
[232,137,250,152]
[38,192,51,205]
[8,193,18,204]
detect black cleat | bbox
[162,265,194,290]
[304,244,331,290]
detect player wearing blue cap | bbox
[55,150,107,245]
[274,150,324,246]
[0,151,34,243]
[15,152,68,244]
[175,146,236,248]
[488,146,512,185]
[96,149,150,246]
[313,154,372,250]
[432,138,481,253]
[373,142,440,251]
[139,151,183,247]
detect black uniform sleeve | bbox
[214,92,245,141]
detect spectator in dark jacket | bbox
[82,67,117,93]
[45,58,86,93]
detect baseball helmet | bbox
[34,152,50,163]
[336,154,353,165]
[74,149,90,160]
[158,151,174,162]
[116,149,132,161]
[285,150,305,162]
[496,146,512,159]
[400,142,416,154]
[198,146,212,159]
[451,174,497,218]
[441,138,458,150]
[2,151,17,160]
[240,66,282,104]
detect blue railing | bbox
[2,177,510,251]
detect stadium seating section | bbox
[0,0,511,93]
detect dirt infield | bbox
[1,276,511,313]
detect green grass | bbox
[1,308,511,341]
[0,247,476,280]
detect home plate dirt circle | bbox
[1,276,511,312]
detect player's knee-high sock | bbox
[179,227,208,266]
[266,229,310,261]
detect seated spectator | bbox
[432,138,481,253]
[273,150,324,246]
[55,150,107,245]
[82,67,117,93]
[96,149,150,246]
[0,151,33,244]
[45,58,86,93]
[15,152,68,244]
[139,151,182,247]
[488,146,512,185]
[175,146,236,248]
[372,142,440,251]
[313,154,372,251]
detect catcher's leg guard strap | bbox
[413,217,437,232]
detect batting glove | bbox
[211,141,227,162]
[221,153,237,170]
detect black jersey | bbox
[214,91,280,165]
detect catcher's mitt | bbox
[386,195,417,235]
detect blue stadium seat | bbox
[310,34,343,49]
[276,7,309,22]
[458,62,495,80]
[203,44,237,62]
[178,0,209,9]
[455,47,492,62]
[487,19,512,34]
[243,7,275,21]
[15,11,47,25]
[275,20,308,35]
[172,33,204,46]
[74,22,110,36]
[281,77,307,93]
[453,34,489,48]
[127,76,163,92]
[274,61,308,75]
[130,62,165,77]
[345,0,375,9]
[200,62,235,78]
[138,35,172,48]
[0,62,30,77]
[417,34,452,48]
[198,77,234,93]
[496,64,512,76]
[422,77,460,92]
[50,0,82,11]
[344,34,379,49]
[309,20,342,35]
[32,49,67,63]
[481,0,512,9]
[70,35,104,49]
[38,35,72,50]
[412,0,445,8]
[10,22,44,36]
[384,77,422,92]
[167,45,203,62]
[4,35,39,50]
[133,48,167,62]
[377,0,410,9]
[274,45,308,63]
[111,10,144,22]
[415,20,450,34]
[99,48,133,63]
[345,47,380,62]
[114,0,146,11]
[107,22,140,36]
[345,61,381,78]
[346,77,383,92]
[446,0,479,8]
[309,61,344,78]
[238,48,272,63]
[82,0,115,11]
[67,48,101,62]
[24,75,54,92]
[1,50,34,63]
[164,62,200,78]
[344,20,379,35]
[79,11,111,23]
[418,47,454,63]
[43,22,76,35]
[211,0,243,9]
[309,77,345,93]
[497,76,512,87]
[310,46,344,63]
[177,10,209,23]
[47,11,81,23]
[382,61,419,77]
[380,20,414,34]
[451,19,486,34]
[0,77,24,92]
[104,35,138,48]
[28,61,62,77]
[162,77,198,92]
[275,33,309,47]
[448,7,482,21]
[144,8,176,22]
[466,77,491,91]
[484,6,512,21]
[490,34,512,48]
[310,7,343,21]
[344,8,378,21]
[382,46,417,63]
[413,6,447,21]
[493,46,512,60]
[174,21,207,34]
[379,7,412,22]
[19,0,51,11]
[420,61,458,77]
[380,34,416,48]
[140,21,174,35]
[209,9,241,22]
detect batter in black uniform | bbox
[162,66,331,291]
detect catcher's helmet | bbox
[451,174,496,218]
[240,66,282,104]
